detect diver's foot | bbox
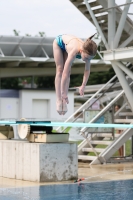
[56,101,62,115]
[62,100,67,115]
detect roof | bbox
[0,35,112,77]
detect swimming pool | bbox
[0,179,133,200]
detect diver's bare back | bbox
[62,35,83,53]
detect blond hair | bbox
[82,33,97,56]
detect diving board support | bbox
[0,140,78,182]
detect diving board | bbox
[0,120,132,129]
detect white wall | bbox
[0,98,19,138]
[0,90,75,121]
[0,98,19,119]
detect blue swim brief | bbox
[55,35,66,51]
[55,35,81,59]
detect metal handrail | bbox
[80,81,133,133]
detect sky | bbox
[0,0,132,38]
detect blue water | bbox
[0,179,133,200]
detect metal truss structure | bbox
[70,0,133,110]
[68,0,133,164]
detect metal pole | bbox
[101,1,133,12]
[112,61,133,112]
[114,0,131,48]
[114,61,133,80]
[84,0,109,50]
[108,0,116,49]
[119,33,133,48]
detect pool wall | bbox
[0,140,78,182]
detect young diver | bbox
[53,34,97,115]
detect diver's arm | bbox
[61,52,75,101]
[79,60,91,96]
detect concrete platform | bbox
[0,140,78,182]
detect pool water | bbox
[0,179,133,200]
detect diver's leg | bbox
[61,51,72,115]
[63,51,71,104]
[53,39,64,115]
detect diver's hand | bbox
[78,85,85,96]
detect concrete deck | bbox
[0,162,133,188]
[78,162,133,182]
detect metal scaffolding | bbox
[69,0,133,165]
